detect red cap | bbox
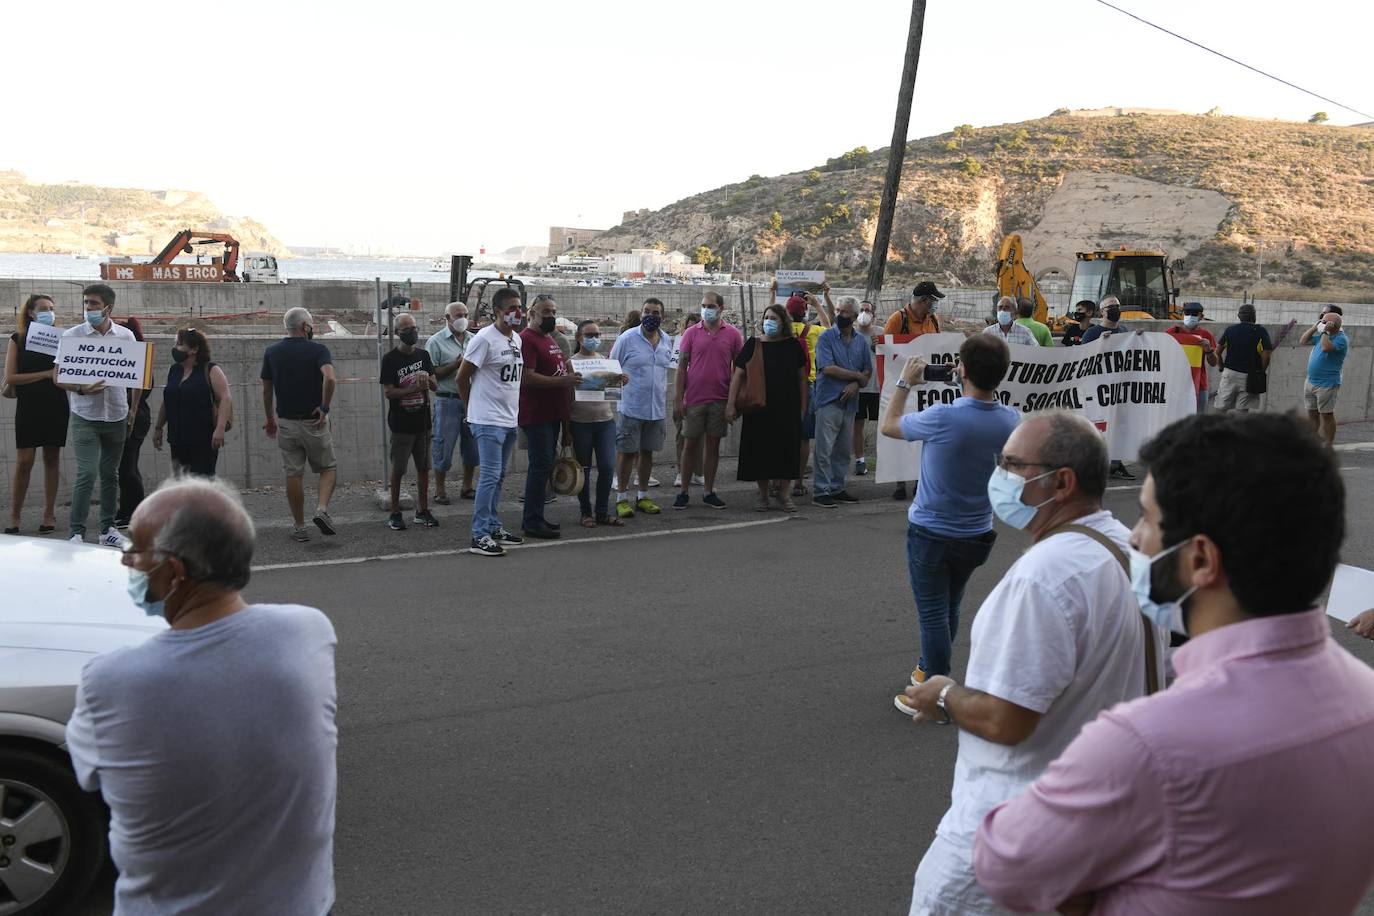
[786,294,807,319]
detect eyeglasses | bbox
[995,453,1057,473]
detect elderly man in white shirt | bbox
[896,411,1161,916]
[56,283,140,547]
[982,296,1039,347]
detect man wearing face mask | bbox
[380,312,440,531]
[66,476,337,916]
[884,282,944,501]
[673,291,743,510]
[982,296,1039,347]
[519,293,579,539]
[426,301,479,504]
[1164,302,1217,413]
[1214,303,1273,412]
[852,300,880,475]
[610,297,674,518]
[458,287,527,556]
[1299,304,1348,449]
[261,307,338,542]
[1079,298,1137,480]
[811,296,873,508]
[974,412,1374,916]
[56,283,140,548]
[897,410,1155,916]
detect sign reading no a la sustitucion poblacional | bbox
[55,335,155,390]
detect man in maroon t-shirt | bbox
[519,294,580,538]
[1164,302,1217,413]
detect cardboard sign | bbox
[874,331,1195,483]
[574,358,624,402]
[24,321,62,357]
[775,269,825,305]
[55,334,154,390]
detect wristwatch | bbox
[935,683,954,725]
[895,378,911,390]
[318,404,331,415]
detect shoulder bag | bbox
[737,339,768,414]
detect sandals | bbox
[595,515,626,527]
[754,495,770,512]
[39,523,56,534]
[779,496,797,514]
[791,482,807,497]
[433,494,452,506]
[580,516,598,529]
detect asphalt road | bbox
[78,441,1374,915]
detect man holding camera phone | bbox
[880,334,1019,691]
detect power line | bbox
[1091,0,1374,122]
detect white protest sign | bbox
[874,331,1195,484]
[55,334,155,390]
[1326,564,1374,624]
[24,321,62,357]
[574,358,624,402]
[775,269,825,305]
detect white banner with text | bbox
[55,335,155,390]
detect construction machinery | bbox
[994,234,1184,332]
[101,230,276,283]
[445,255,526,323]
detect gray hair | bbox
[151,476,256,591]
[394,311,416,329]
[445,301,467,318]
[837,295,859,310]
[284,307,312,332]
[1035,411,1108,500]
[996,296,1016,310]
[1099,295,1121,311]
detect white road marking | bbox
[252,516,794,572]
[1335,442,1374,452]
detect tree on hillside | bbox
[692,245,714,265]
[767,211,783,232]
[652,241,668,252]
[1309,111,1329,124]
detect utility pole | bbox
[865,0,928,304]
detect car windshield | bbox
[1070,259,1112,306]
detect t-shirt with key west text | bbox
[380,346,435,435]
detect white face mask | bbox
[857,311,874,328]
[1182,315,1201,330]
[450,317,469,333]
[1317,322,1328,335]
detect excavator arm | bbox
[147,229,241,280]
[994,234,1048,324]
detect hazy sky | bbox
[10,0,1372,253]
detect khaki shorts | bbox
[390,430,432,472]
[682,401,728,439]
[1303,379,1339,414]
[1215,368,1260,411]
[278,418,337,476]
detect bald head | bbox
[394,312,416,331]
[1007,411,1109,501]
[132,477,256,591]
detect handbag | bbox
[551,446,584,496]
[1245,368,1267,395]
[736,339,768,414]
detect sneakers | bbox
[832,491,859,504]
[854,458,868,476]
[470,535,505,557]
[388,512,407,531]
[894,694,920,717]
[1110,461,1137,481]
[892,485,907,501]
[112,517,131,530]
[98,528,128,549]
[646,476,660,488]
[492,528,524,545]
[616,499,635,519]
[68,533,84,544]
[911,666,927,687]
[292,526,311,542]
[673,474,682,488]
[636,497,661,515]
[673,492,690,510]
[414,510,440,528]
[702,492,726,510]
[312,508,337,536]
[515,493,558,504]
[812,494,837,509]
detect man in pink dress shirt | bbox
[974,411,1374,915]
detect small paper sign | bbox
[55,334,154,390]
[24,321,62,357]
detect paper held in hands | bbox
[574,358,623,402]
[1326,564,1374,624]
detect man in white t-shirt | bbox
[896,411,1158,916]
[457,288,527,556]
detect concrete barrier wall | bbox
[2,322,1370,509]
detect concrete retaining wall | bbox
[2,322,1371,509]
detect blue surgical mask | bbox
[581,337,600,351]
[34,311,55,326]
[987,466,1056,530]
[701,308,718,323]
[997,310,1014,326]
[85,310,105,328]
[762,319,780,336]
[126,560,169,618]
[1129,542,1196,635]
[1182,315,1201,330]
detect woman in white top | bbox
[570,321,623,527]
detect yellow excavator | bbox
[994,234,1185,332]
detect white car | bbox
[0,536,165,915]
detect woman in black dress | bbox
[152,327,232,477]
[726,303,809,513]
[5,294,68,534]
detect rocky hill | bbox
[593,111,1374,299]
[0,171,287,257]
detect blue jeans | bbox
[572,419,616,518]
[907,523,997,677]
[522,420,560,529]
[431,396,478,472]
[469,423,516,539]
[812,402,854,496]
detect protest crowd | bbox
[6,277,1374,915]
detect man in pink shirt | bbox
[974,411,1374,915]
[673,292,743,510]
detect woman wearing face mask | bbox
[570,320,623,527]
[153,327,233,477]
[5,294,68,534]
[726,303,808,512]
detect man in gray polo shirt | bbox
[66,476,337,916]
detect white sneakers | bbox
[98,528,127,549]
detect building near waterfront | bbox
[548,226,606,256]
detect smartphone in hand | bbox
[923,364,954,383]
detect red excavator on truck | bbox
[100,230,248,282]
